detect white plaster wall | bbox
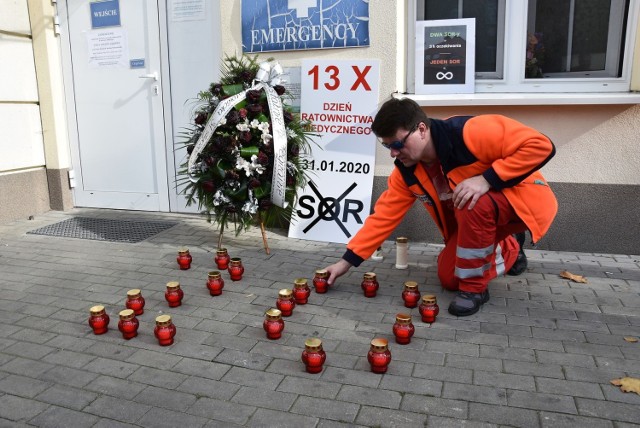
[0,35,39,101]
[0,0,31,33]
[0,1,45,173]
[0,104,46,170]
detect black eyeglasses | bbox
[380,124,417,150]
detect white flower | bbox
[241,190,258,214]
[286,128,296,138]
[236,121,250,132]
[258,122,270,133]
[251,155,266,175]
[261,133,272,144]
[218,117,227,125]
[250,119,260,129]
[235,157,250,175]
[212,190,230,206]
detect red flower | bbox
[195,112,207,125]
[202,180,215,193]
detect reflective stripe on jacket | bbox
[342,114,557,267]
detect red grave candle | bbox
[125,289,145,315]
[206,271,224,296]
[215,248,230,270]
[361,272,379,298]
[276,288,295,317]
[392,313,415,344]
[313,269,329,294]
[418,294,439,323]
[367,338,392,374]
[154,315,176,346]
[301,338,326,374]
[292,278,311,305]
[88,305,109,335]
[263,308,285,340]
[176,247,192,270]
[117,309,139,340]
[228,257,244,281]
[401,281,421,308]
[165,281,184,307]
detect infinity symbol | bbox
[436,71,454,80]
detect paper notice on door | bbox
[170,0,206,21]
[87,28,129,69]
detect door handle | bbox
[138,72,158,81]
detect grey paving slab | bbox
[0,208,639,427]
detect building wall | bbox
[0,0,50,221]
[219,3,640,255]
[0,0,73,223]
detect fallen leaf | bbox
[559,270,588,283]
[624,336,638,343]
[611,377,640,395]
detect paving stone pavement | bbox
[0,208,638,428]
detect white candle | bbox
[395,237,408,269]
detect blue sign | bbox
[130,59,145,69]
[90,0,121,29]
[242,0,369,52]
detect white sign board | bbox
[86,28,128,69]
[415,18,475,94]
[288,59,379,244]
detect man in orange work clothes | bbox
[324,98,557,316]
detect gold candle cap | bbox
[370,337,389,352]
[155,314,172,326]
[404,281,418,290]
[119,309,135,319]
[89,305,105,315]
[294,278,308,288]
[304,337,323,351]
[422,294,437,304]
[166,281,180,290]
[178,247,189,254]
[363,272,377,280]
[216,247,228,254]
[208,271,221,278]
[396,237,408,244]
[229,257,242,265]
[395,313,412,324]
[127,289,141,298]
[314,269,328,278]
[278,289,293,298]
[265,308,282,320]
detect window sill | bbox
[396,92,640,106]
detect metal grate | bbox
[27,217,177,243]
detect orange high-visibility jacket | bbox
[343,115,558,267]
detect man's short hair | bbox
[371,98,430,138]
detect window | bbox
[410,0,639,93]
[418,0,505,79]
[527,0,626,78]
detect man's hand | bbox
[325,259,353,286]
[452,175,491,210]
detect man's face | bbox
[379,123,425,167]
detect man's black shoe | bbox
[507,232,528,276]
[448,290,490,316]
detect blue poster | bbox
[242,0,369,52]
[90,0,121,29]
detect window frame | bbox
[407,0,640,94]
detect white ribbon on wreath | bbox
[187,61,288,208]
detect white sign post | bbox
[288,59,380,244]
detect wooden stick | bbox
[258,214,270,255]
[217,221,224,249]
